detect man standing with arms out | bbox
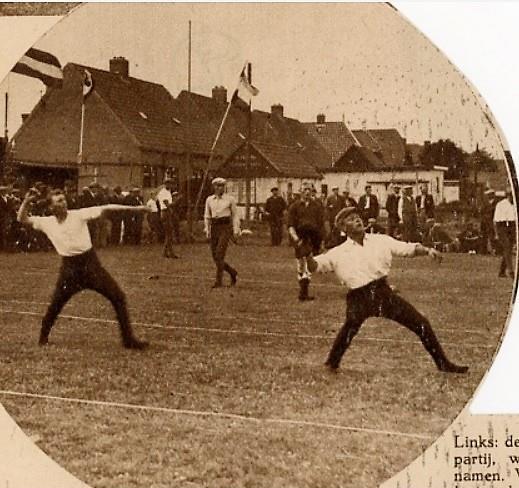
[17,188,150,349]
[416,184,435,231]
[264,187,287,246]
[399,185,419,242]
[325,187,345,234]
[493,190,516,278]
[204,177,240,288]
[305,206,468,374]
[287,182,325,301]
[156,178,179,258]
[357,185,379,225]
[385,184,401,238]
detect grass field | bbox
[0,238,513,488]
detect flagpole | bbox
[4,72,9,140]
[78,100,85,165]
[192,62,248,216]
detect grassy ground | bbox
[0,238,513,488]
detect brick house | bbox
[9,57,197,189]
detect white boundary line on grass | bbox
[0,308,495,349]
[0,389,434,441]
[0,298,498,336]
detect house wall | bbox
[444,180,460,203]
[226,176,321,218]
[323,169,445,207]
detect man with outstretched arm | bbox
[18,188,151,349]
[304,206,468,374]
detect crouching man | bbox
[18,188,151,349]
[304,206,468,374]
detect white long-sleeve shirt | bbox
[493,198,516,223]
[204,193,241,234]
[28,207,103,256]
[314,234,418,289]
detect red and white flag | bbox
[11,48,63,87]
[82,69,94,99]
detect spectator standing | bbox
[494,190,516,278]
[385,185,401,238]
[264,187,287,246]
[398,186,419,242]
[357,185,379,225]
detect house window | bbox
[321,184,328,197]
[143,165,159,188]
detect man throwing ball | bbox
[305,207,468,374]
[18,188,150,349]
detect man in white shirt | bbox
[204,177,240,288]
[305,206,468,374]
[18,188,151,349]
[156,179,179,258]
[493,190,517,278]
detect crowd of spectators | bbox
[0,180,184,252]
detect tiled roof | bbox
[333,145,385,172]
[302,121,357,165]
[352,128,406,167]
[69,64,186,154]
[251,141,321,179]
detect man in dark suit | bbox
[399,186,419,242]
[357,185,379,225]
[416,185,435,231]
[385,185,401,238]
[0,185,9,251]
[264,187,287,246]
[325,187,345,231]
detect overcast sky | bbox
[0,3,504,158]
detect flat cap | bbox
[212,177,226,186]
[334,206,359,226]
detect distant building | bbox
[220,141,321,214]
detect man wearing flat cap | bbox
[385,185,401,238]
[398,185,419,242]
[304,206,468,374]
[204,177,240,288]
[480,188,497,254]
[157,178,179,258]
[264,187,287,246]
[287,181,325,301]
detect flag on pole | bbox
[82,70,94,99]
[11,48,63,87]
[231,64,259,102]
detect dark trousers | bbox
[270,217,283,246]
[210,219,236,285]
[326,278,451,369]
[296,225,322,255]
[40,249,135,344]
[161,211,177,257]
[110,215,123,245]
[496,222,515,276]
[387,216,400,238]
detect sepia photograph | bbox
[0,3,517,487]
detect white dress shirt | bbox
[28,207,103,256]
[314,234,417,289]
[493,198,516,223]
[204,193,241,234]
[156,187,173,211]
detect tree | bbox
[419,139,468,179]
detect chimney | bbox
[271,104,284,118]
[316,113,326,124]
[212,86,227,104]
[21,113,30,123]
[109,56,129,77]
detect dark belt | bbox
[347,277,389,298]
[496,221,514,227]
[61,247,96,264]
[211,217,231,225]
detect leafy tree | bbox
[419,139,468,178]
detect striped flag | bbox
[231,64,259,102]
[11,48,63,87]
[82,69,93,99]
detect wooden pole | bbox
[245,62,252,222]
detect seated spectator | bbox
[458,222,485,254]
[423,219,457,252]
